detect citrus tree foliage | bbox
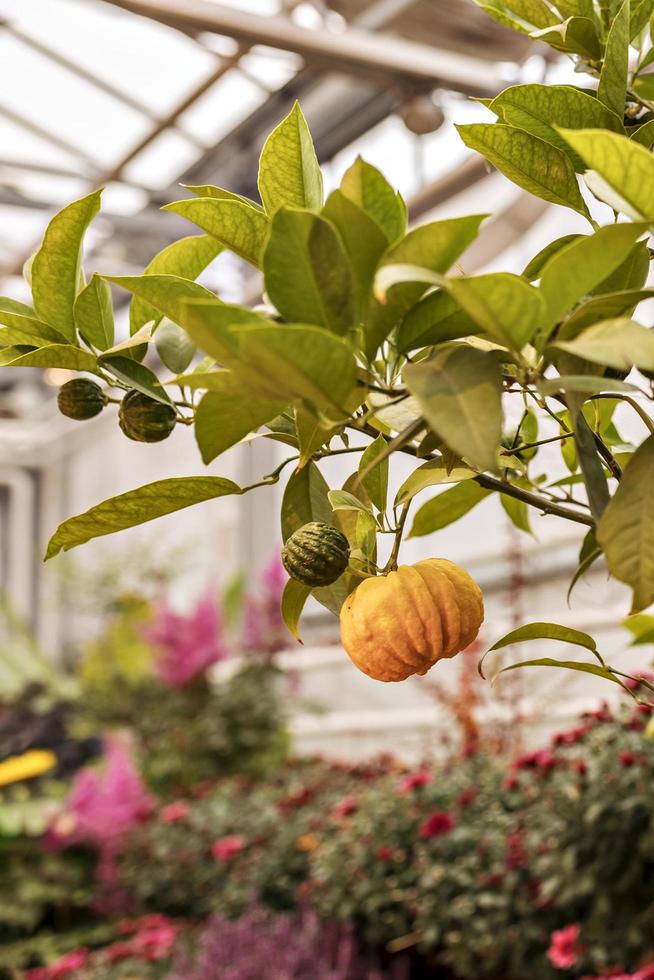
[5,3,654,682]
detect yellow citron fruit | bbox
[339,558,484,682]
[0,749,57,787]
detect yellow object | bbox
[0,749,57,787]
[339,559,484,682]
[296,833,320,852]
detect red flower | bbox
[553,725,589,746]
[161,800,190,823]
[514,749,556,772]
[619,752,638,767]
[575,761,588,776]
[398,770,433,793]
[505,829,527,869]
[419,810,455,839]
[376,846,395,861]
[547,924,584,970]
[211,835,246,862]
[332,795,358,819]
[504,774,520,791]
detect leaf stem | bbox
[384,501,410,573]
[588,393,654,436]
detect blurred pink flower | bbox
[48,737,153,850]
[26,948,89,979]
[211,835,246,862]
[145,595,226,688]
[242,555,289,656]
[160,800,190,823]
[419,810,455,839]
[398,770,433,793]
[547,924,584,970]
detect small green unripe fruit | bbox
[118,390,176,443]
[57,378,105,421]
[282,521,350,587]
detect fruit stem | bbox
[384,502,410,573]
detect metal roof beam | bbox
[104,0,505,97]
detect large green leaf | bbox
[181,183,264,212]
[573,412,610,520]
[553,317,654,372]
[102,355,173,406]
[537,223,648,336]
[281,460,335,540]
[108,275,219,332]
[128,236,221,335]
[488,620,598,652]
[366,215,486,358]
[0,296,34,318]
[559,128,654,220]
[445,272,545,351]
[359,434,389,512]
[490,84,623,170]
[395,458,476,505]
[409,480,491,537]
[495,658,624,687]
[456,123,589,217]
[31,189,102,340]
[630,0,654,38]
[0,311,69,345]
[0,345,97,371]
[263,208,356,333]
[531,16,602,58]
[560,287,654,338]
[597,434,654,611]
[258,102,323,214]
[404,346,503,472]
[321,190,389,309]
[194,372,285,464]
[74,274,114,351]
[522,234,583,280]
[598,0,629,115]
[45,477,242,560]
[396,290,480,353]
[339,156,406,243]
[163,199,269,268]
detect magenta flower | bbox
[145,595,226,688]
[242,554,289,656]
[160,800,190,824]
[398,770,433,793]
[547,924,584,970]
[26,949,89,979]
[211,835,246,862]
[48,736,153,850]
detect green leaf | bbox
[366,215,486,358]
[522,234,583,280]
[456,123,589,217]
[181,182,264,212]
[630,0,654,38]
[395,457,476,505]
[328,489,372,514]
[573,412,610,520]
[358,434,389,512]
[321,190,389,309]
[623,612,654,644]
[561,287,654,338]
[445,272,545,351]
[629,118,654,148]
[409,480,491,537]
[504,0,562,26]
[281,461,334,541]
[537,223,648,337]
[0,345,97,371]
[108,275,219,332]
[558,128,654,220]
[495,658,625,687]
[258,102,323,214]
[98,325,152,362]
[488,620,598,652]
[263,209,356,334]
[598,0,629,115]
[0,296,34,317]
[102,356,173,406]
[154,318,196,374]
[405,346,503,472]
[567,541,602,602]
[281,579,310,643]
[194,373,285,464]
[163,199,269,268]
[597,433,654,611]
[0,311,69,345]
[538,373,638,395]
[500,493,533,535]
[31,189,102,341]
[553,318,654,372]
[128,237,221,335]
[396,290,480,353]
[531,17,602,58]
[490,85,623,171]
[73,274,114,351]
[45,476,242,559]
[339,156,405,243]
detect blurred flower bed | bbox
[1,564,654,979]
